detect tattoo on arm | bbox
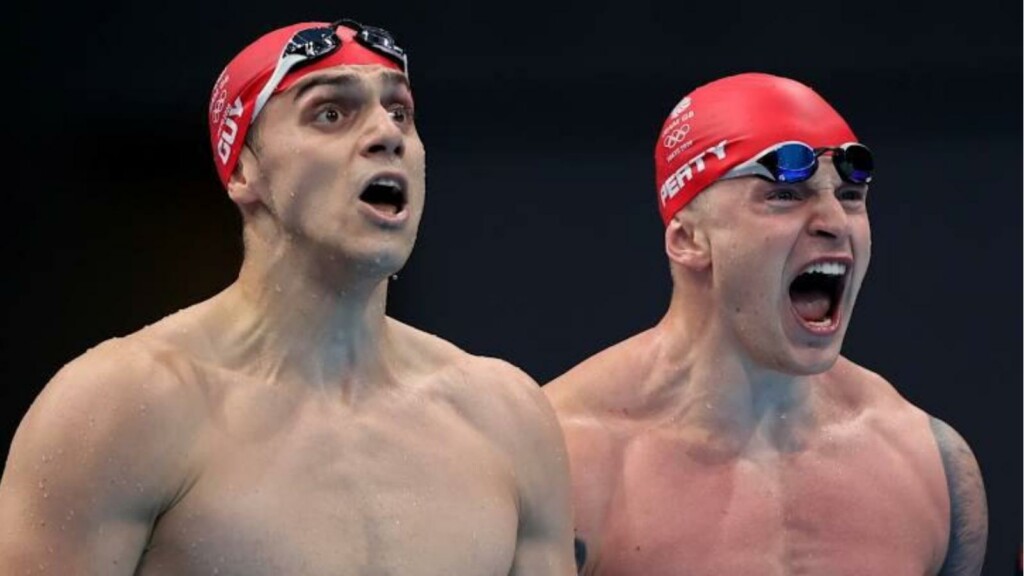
[930,417,988,576]
[574,536,587,574]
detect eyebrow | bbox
[379,70,411,93]
[291,70,411,103]
[291,73,363,103]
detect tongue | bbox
[791,289,831,322]
[365,201,398,215]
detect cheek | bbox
[853,219,872,271]
[714,238,780,306]
[408,138,427,172]
[712,239,793,337]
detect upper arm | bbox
[544,378,618,576]
[0,341,198,574]
[552,415,617,576]
[930,417,988,576]
[473,361,576,576]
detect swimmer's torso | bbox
[550,353,951,576]
[114,314,527,576]
[136,370,518,575]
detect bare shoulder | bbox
[827,357,952,448]
[541,329,657,473]
[2,333,205,508]
[544,329,658,419]
[451,351,556,437]
[828,357,988,574]
[389,318,542,405]
[14,334,203,441]
[387,318,557,436]
[824,356,906,405]
[387,318,571,497]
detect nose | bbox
[807,192,850,242]
[360,105,405,160]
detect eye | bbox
[313,106,345,124]
[766,187,801,202]
[838,187,867,203]
[387,104,414,125]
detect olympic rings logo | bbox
[662,124,691,148]
[211,90,228,123]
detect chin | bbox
[769,342,843,376]
[352,244,413,276]
[309,235,415,282]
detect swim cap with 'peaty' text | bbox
[653,73,857,224]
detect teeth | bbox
[806,318,834,327]
[369,177,402,190]
[802,261,847,276]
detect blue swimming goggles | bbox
[720,141,874,185]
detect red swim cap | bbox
[653,73,857,224]
[208,22,407,188]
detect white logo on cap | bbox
[662,124,691,148]
[209,72,231,124]
[659,140,729,206]
[669,96,692,119]
[217,97,245,165]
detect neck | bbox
[206,240,402,398]
[648,282,822,444]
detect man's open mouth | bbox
[359,175,408,216]
[788,260,849,332]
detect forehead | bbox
[285,64,411,96]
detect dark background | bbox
[6,1,1020,573]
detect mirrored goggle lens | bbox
[359,28,406,71]
[837,144,874,184]
[772,143,817,182]
[286,27,338,58]
[362,28,396,50]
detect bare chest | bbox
[591,432,948,576]
[138,403,518,576]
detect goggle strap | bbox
[252,52,307,122]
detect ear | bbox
[665,211,711,271]
[226,146,262,206]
